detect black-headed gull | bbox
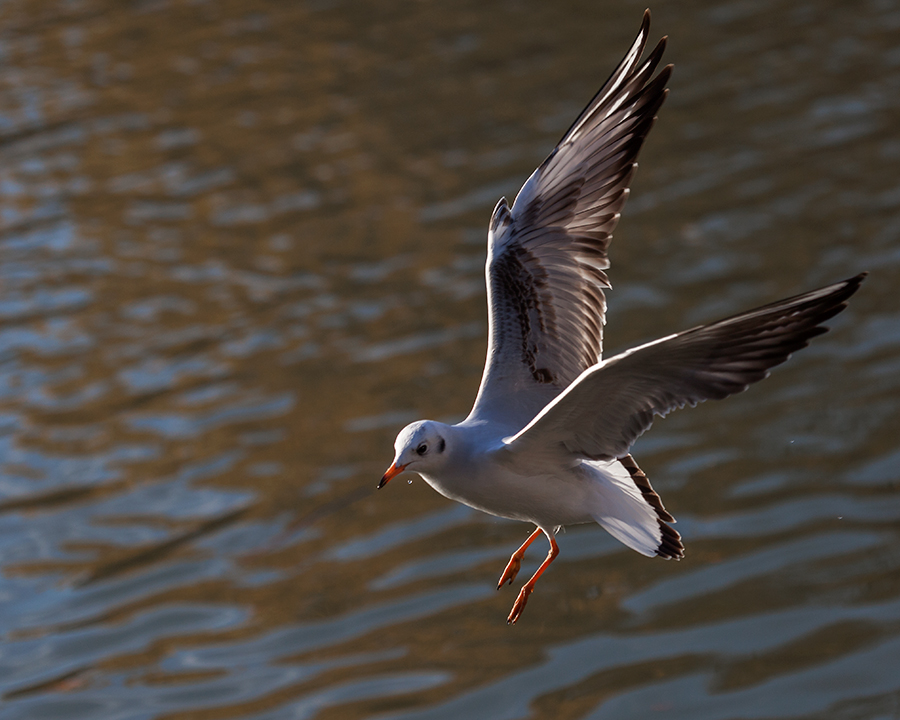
[378,11,866,624]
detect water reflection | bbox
[0,0,898,718]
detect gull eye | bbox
[416,443,428,456]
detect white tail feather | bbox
[587,459,662,557]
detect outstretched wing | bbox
[501,274,866,464]
[467,11,671,429]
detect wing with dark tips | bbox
[504,274,866,462]
[468,11,671,428]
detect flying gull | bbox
[378,10,866,624]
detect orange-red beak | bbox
[378,462,408,489]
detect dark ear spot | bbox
[437,437,446,453]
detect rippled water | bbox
[0,1,898,718]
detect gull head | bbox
[378,420,449,488]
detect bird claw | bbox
[507,585,532,624]
[497,556,522,590]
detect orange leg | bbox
[497,527,543,589]
[507,531,559,625]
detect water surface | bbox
[1,1,899,718]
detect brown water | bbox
[1,1,899,718]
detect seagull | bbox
[377,10,866,624]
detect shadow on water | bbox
[0,0,899,718]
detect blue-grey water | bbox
[1,1,899,718]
